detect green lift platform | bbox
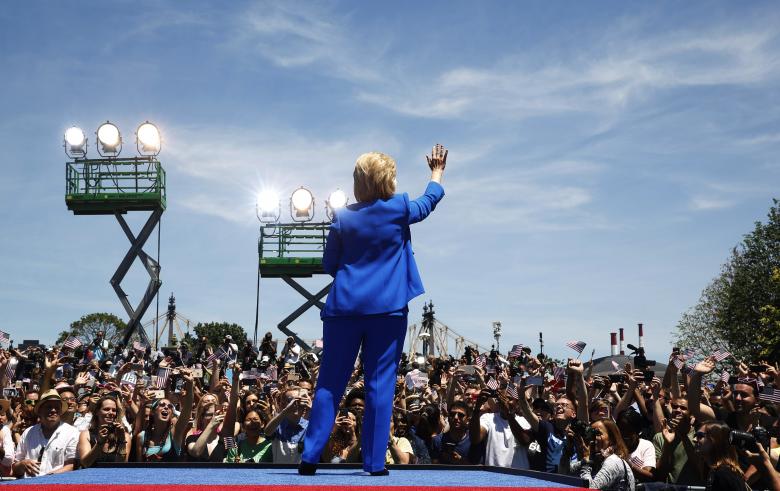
[65,157,165,346]
[257,222,332,350]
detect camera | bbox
[627,344,656,370]
[730,427,770,451]
[570,419,599,443]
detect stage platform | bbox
[0,463,588,490]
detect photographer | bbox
[691,421,748,490]
[573,419,635,490]
[78,395,131,467]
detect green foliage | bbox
[56,312,127,347]
[192,322,247,348]
[675,199,780,362]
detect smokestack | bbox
[619,328,625,355]
[638,323,644,349]
[610,332,618,356]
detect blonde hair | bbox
[353,152,397,202]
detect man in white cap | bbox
[12,389,79,478]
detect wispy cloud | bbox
[689,196,735,211]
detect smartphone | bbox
[461,365,476,375]
[750,365,769,373]
[526,376,543,386]
[338,408,350,418]
[287,373,300,382]
[643,371,655,383]
[241,378,257,386]
[2,388,17,399]
[152,390,166,399]
[443,442,457,451]
[191,368,203,378]
[608,374,626,383]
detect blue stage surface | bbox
[0,464,588,490]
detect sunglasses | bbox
[156,403,174,410]
[449,412,467,419]
[24,399,36,406]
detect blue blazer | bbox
[321,181,445,318]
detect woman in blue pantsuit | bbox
[299,144,448,475]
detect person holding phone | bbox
[431,401,473,465]
[78,395,131,467]
[265,386,310,464]
[299,145,448,476]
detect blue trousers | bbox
[301,314,407,472]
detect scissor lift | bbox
[65,157,165,346]
[257,222,332,350]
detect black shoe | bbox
[369,469,389,476]
[298,461,317,475]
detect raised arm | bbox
[687,357,716,422]
[515,379,540,432]
[408,144,447,224]
[173,370,195,448]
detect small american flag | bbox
[155,367,172,389]
[673,357,685,370]
[314,339,323,349]
[682,348,696,360]
[506,384,519,399]
[720,371,730,383]
[265,364,278,381]
[509,344,524,358]
[207,347,227,363]
[475,355,487,370]
[712,350,731,362]
[121,371,138,386]
[553,366,566,380]
[4,357,17,384]
[629,455,644,468]
[759,387,780,404]
[223,436,237,450]
[611,360,620,371]
[0,331,10,349]
[565,340,586,354]
[64,337,82,350]
[486,378,499,390]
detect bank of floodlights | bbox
[256,187,349,223]
[256,190,281,223]
[64,126,87,158]
[63,121,163,160]
[325,189,348,220]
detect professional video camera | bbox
[627,344,656,370]
[570,419,599,442]
[730,426,771,452]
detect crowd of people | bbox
[0,329,779,491]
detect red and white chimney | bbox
[638,323,644,349]
[610,332,618,356]
[619,328,625,355]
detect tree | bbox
[675,199,780,362]
[192,322,247,348]
[56,313,127,347]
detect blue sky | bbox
[1,1,779,363]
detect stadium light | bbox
[290,187,314,222]
[256,190,281,223]
[136,121,161,156]
[325,189,347,221]
[96,121,122,157]
[64,126,87,158]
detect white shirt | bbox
[15,422,79,477]
[480,412,531,469]
[72,413,92,432]
[0,426,14,468]
[630,438,656,468]
[405,369,421,390]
